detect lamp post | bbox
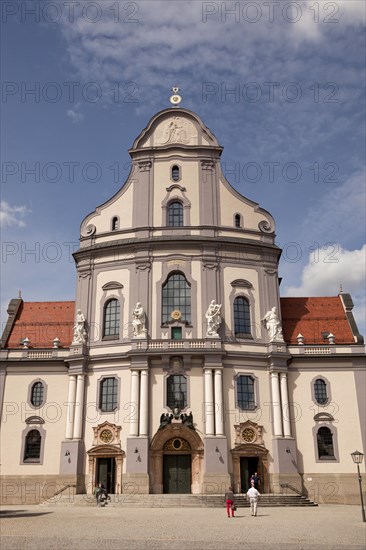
[351,450,366,522]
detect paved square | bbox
[1,504,365,549]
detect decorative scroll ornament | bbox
[83,224,96,237]
[258,220,273,233]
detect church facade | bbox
[1,107,365,505]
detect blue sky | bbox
[1,0,365,336]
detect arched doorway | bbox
[150,424,204,494]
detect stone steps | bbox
[41,493,317,508]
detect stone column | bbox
[280,372,291,437]
[73,374,85,439]
[65,374,77,439]
[214,368,224,436]
[130,370,140,436]
[139,369,149,436]
[204,368,215,435]
[270,372,283,437]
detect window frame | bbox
[161,271,191,325]
[234,213,242,228]
[97,375,120,414]
[20,425,46,465]
[171,164,181,182]
[311,375,332,407]
[27,379,47,410]
[233,296,252,338]
[167,200,184,227]
[235,373,259,411]
[166,373,188,411]
[102,298,120,339]
[111,216,120,231]
[312,422,339,463]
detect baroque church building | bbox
[1,106,365,505]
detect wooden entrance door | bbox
[97,457,115,494]
[240,456,259,491]
[163,455,191,493]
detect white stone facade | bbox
[0,108,365,505]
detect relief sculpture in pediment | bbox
[155,117,197,145]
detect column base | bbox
[125,437,149,474]
[60,440,85,477]
[203,437,230,493]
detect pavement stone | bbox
[1,504,365,550]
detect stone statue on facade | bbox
[72,309,87,344]
[132,302,147,338]
[262,306,284,342]
[205,300,222,337]
[159,413,172,429]
[181,411,195,429]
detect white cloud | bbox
[284,244,366,336]
[67,106,85,124]
[56,0,365,96]
[0,201,30,228]
[301,171,366,247]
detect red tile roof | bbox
[280,296,355,345]
[5,301,75,349]
[3,296,356,348]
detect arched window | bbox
[111,217,119,231]
[168,201,183,227]
[30,382,44,407]
[234,296,251,337]
[314,379,328,404]
[317,427,335,459]
[171,165,180,181]
[162,272,191,324]
[99,377,118,412]
[24,429,41,461]
[103,299,120,337]
[234,214,241,228]
[167,374,187,410]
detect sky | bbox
[1,0,365,337]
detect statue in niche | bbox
[159,413,172,430]
[72,309,87,344]
[205,300,222,337]
[181,411,195,429]
[262,306,284,342]
[132,302,147,338]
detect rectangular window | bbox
[100,377,118,412]
[171,327,182,340]
[237,375,255,410]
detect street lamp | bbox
[351,450,366,522]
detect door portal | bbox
[240,456,259,492]
[163,455,191,493]
[97,457,115,494]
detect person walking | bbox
[224,486,236,518]
[250,472,261,490]
[247,480,260,516]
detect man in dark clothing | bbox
[250,472,261,490]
